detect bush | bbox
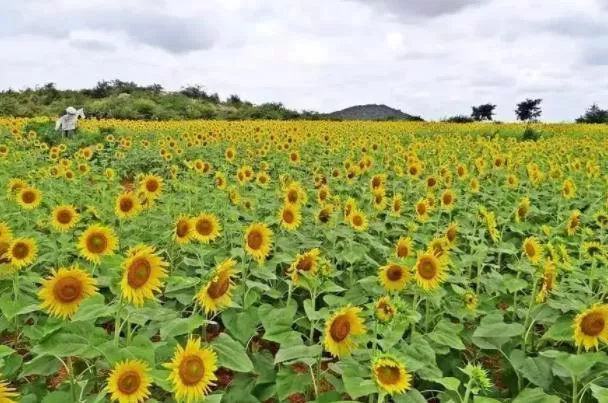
[521,127,541,142]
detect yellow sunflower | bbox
[440,189,456,210]
[121,245,168,306]
[115,192,142,220]
[6,178,27,199]
[165,338,218,403]
[7,238,38,268]
[515,197,530,223]
[196,258,238,314]
[414,198,430,222]
[395,237,413,259]
[192,213,222,243]
[567,210,581,236]
[0,221,13,243]
[372,355,412,395]
[244,223,273,263]
[108,360,152,403]
[317,205,333,224]
[522,236,542,264]
[0,377,17,403]
[17,186,42,210]
[379,263,410,292]
[323,306,366,357]
[446,222,458,245]
[279,203,301,232]
[536,262,557,303]
[414,252,447,291]
[214,172,227,190]
[390,194,403,217]
[574,305,608,350]
[583,241,606,262]
[562,178,576,199]
[140,174,163,199]
[78,225,119,263]
[463,292,478,310]
[38,267,98,319]
[173,216,194,244]
[349,209,368,231]
[284,182,307,206]
[375,296,397,322]
[289,248,320,284]
[50,205,80,232]
[343,198,357,219]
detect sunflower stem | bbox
[462,378,474,403]
[410,291,419,343]
[114,298,123,347]
[309,364,319,399]
[68,356,77,403]
[572,376,578,403]
[308,288,317,345]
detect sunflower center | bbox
[53,276,83,303]
[87,233,108,254]
[443,194,453,205]
[393,200,401,211]
[176,220,190,238]
[297,256,314,272]
[319,209,330,223]
[117,370,141,395]
[372,177,381,188]
[427,178,436,187]
[12,242,29,259]
[418,258,437,280]
[146,180,159,192]
[179,355,205,386]
[207,274,230,299]
[416,203,427,215]
[120,198,134,212]
[127,258,152,289]
[22,191,35,204]
[282,209,295,224]
[330,314,351,342]
[581,313,605,337]
[0,241,10,264]
[196,219,213,236]
[376,365,401,385]
[525,243,536,257]
[397,244,409,258]
[352,215,363,227]
[320,190,327,200]
[570,217,580,228]
[375,195,383,204]
[247,230,263,250]
[447,228,456,242]
[287,190,299,203]
[386,265,403,281]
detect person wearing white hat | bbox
[55,106,86,137]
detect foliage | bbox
[471,104,496,121]
[515,99,543,122]
[576,104,608,124]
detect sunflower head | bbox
[196,259,238,314]
[38,266,98,319]
[574,305,608,350]
[323,306,366,357]
[78,225,119,263]
[349,209,368,231]
[463,292,478,310]
[115,192,142,220]
[446,222,458,245]
[414,198,430,222]
[121,245,168,306]
[279,204,301,232]
[165,338,218,402]
[244,223,273,263]
[140,174,164,198]
[0,222,13,244]
[395,237,412,259]
[0,377,18,402]
[51,205,80,232]
[371,355,412,395]
[415,252,447,291]
[289,249,321,284]
[379,263,410,292]
[567,210,581,236]
[192,213,222,244]
[108,360,152,403]
[375,296,397,322]
[7,238,38,268]
[522,237,542,264]
[17,186,42,210]
[174,216,194,244]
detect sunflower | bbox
[108,360,152,403]
[574,305,608,350]
[428,237,451,262]
[317,205,333,224]
[284,182,307,206]
[414,252,447,291]
[349,209,368,231]
[289,248,320,284]
[140,174,163,199]
[192,213,222,244]
[562,178,576,199]
[515,197,530,223]
[165,338,218,403]
[50,205,80,232]
[7,238,38,268]
[536,262,557,303]
[445,222,458,245]
[279,204,301,231]
[379,263,410,292]
[317,185,330,204]
[567,210,582,236]
[470,178,480,193]
[583,241,606,262]
[196,259,238,314]
[372,189,387,211]
[440,189,456,210]
[391,239,412,261]
[78,225,119,263]
[370,174,387,191]
[343,198,357,219]
[463,292,478,310]
[121,245,168,306]
[426,175,439,190]
[17,186,42,210]
[0,222,12,243]
[244,223,273,263]
[38,267,98,319]
[214,172,227,190]
[522,237,542,264]
[6,178,27,199]
[375,296,397,322]
[414,198,430,222]
[371,355,412,395]
[225,147,236,162]
[0,377,17,402]
[115,192,142,220]
[257,171,271,188]
[389,194,403,217]
[323,306,366,357]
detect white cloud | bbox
[0,0,607,121]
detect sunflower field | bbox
[0,117,608,403]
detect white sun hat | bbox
[66,106,77,114]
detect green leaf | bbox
[590,384,608,403]
[159,315,204,339]
[275,366,312,401]
[520,356,553,390]
[393,389,427,403]
[436,377,461,391]
[541,317,573,342]
[21,355,61,377]
[473,317,524,338]
[71,294,115,322]
[474,397,502,403]
[554,352,605,377]
[0,345,15,358]
[274,344,321,364]
[211,333,254,372]
[258,302,301,346]
[221,307,260,345]
[42,391,72,403]
[150,369,172,392]
[428,321,465,350]
[512,388,560,403]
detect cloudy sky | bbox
[1,0,607,121]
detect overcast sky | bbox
[1,0,607,121]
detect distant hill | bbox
[326,104,423,121]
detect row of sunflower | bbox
[0,118,607,402]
